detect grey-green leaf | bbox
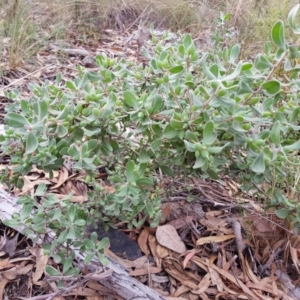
[45,266,61,276]
[250,153,265,174]
[270,121,281,146]
[98,237,110,250]
[56,106,69,121]
[283,139,300,151]
[229,44,240,63]
[38,100,48,121]
[126,160,135,182]
[288,4,300,34]
[255,54,273,70]
[203,121,215,145]
[26,132,38,154]
[136,177,153,186]
[5,113,30,128]
[275,208,290,219]
[124,91,138,109]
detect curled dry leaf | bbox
[183,250,197,269]
[156,225,186,254]
[137,229,150,256]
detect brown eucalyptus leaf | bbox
[156,225,186,254]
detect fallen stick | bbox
[0,189,166,300]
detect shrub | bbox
[2,5,300,271]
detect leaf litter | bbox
[0,22,299,300]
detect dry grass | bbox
[1,0,300,70]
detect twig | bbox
[23,269,113,300]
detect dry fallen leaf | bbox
[2,264,33,280]
[156,225,186,254]
[137,229,150,256]
[2,232,19,257]
[130,266,162,276]
[196,235,235,246]
[168,216,193,229]
[183,250,197,269]
[0,278,9,300]
[32,248,49,284]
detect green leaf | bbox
[21,204,33,219]
[84,239,96,250]
[159,165,173,176]
[90,232,98,244]
[62,256,73,274]
[35,183,46,196]
[261,80,281,96]
[56,125,68,138]
[207,143,229,153]
[68,205,76,223]
[270,121,281,146]
[66,227,76,239]
[183,35,192,49]
[152,96,163,113]
[125,160,135,182]
[288,4,300,34]
[229,44,240,63]
[169,66,184,74]
[185,130,198,143]
[26,132,38,154]
[283,139,300,151]
[271,21,285,50]
[139,149,150,163]
[203,121,215,145]
[238,81,252,94]
[98,252,109,265]
[193,156,207,169]
[151,139,162,152]
[250,153,265,174]
[124,91,138,108]
[3,219,20,227]
[68,145,80,160]
[56,106,69,120]
[5,113,30,128]
[184,140,196,152]
[87,139,98,151]
[136,177,153,186]
[64,267,80,276]
[45,266,61,276]
[74,219,86,226]
[206,169,219,180]
[98,237,110,250]
[170,118,184,130]
[275,208,290,219]
[220,62,242,81]
[38,100,48,121]
[84,253,95,264]
[66,80,77,90]
[255,54,273,70]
